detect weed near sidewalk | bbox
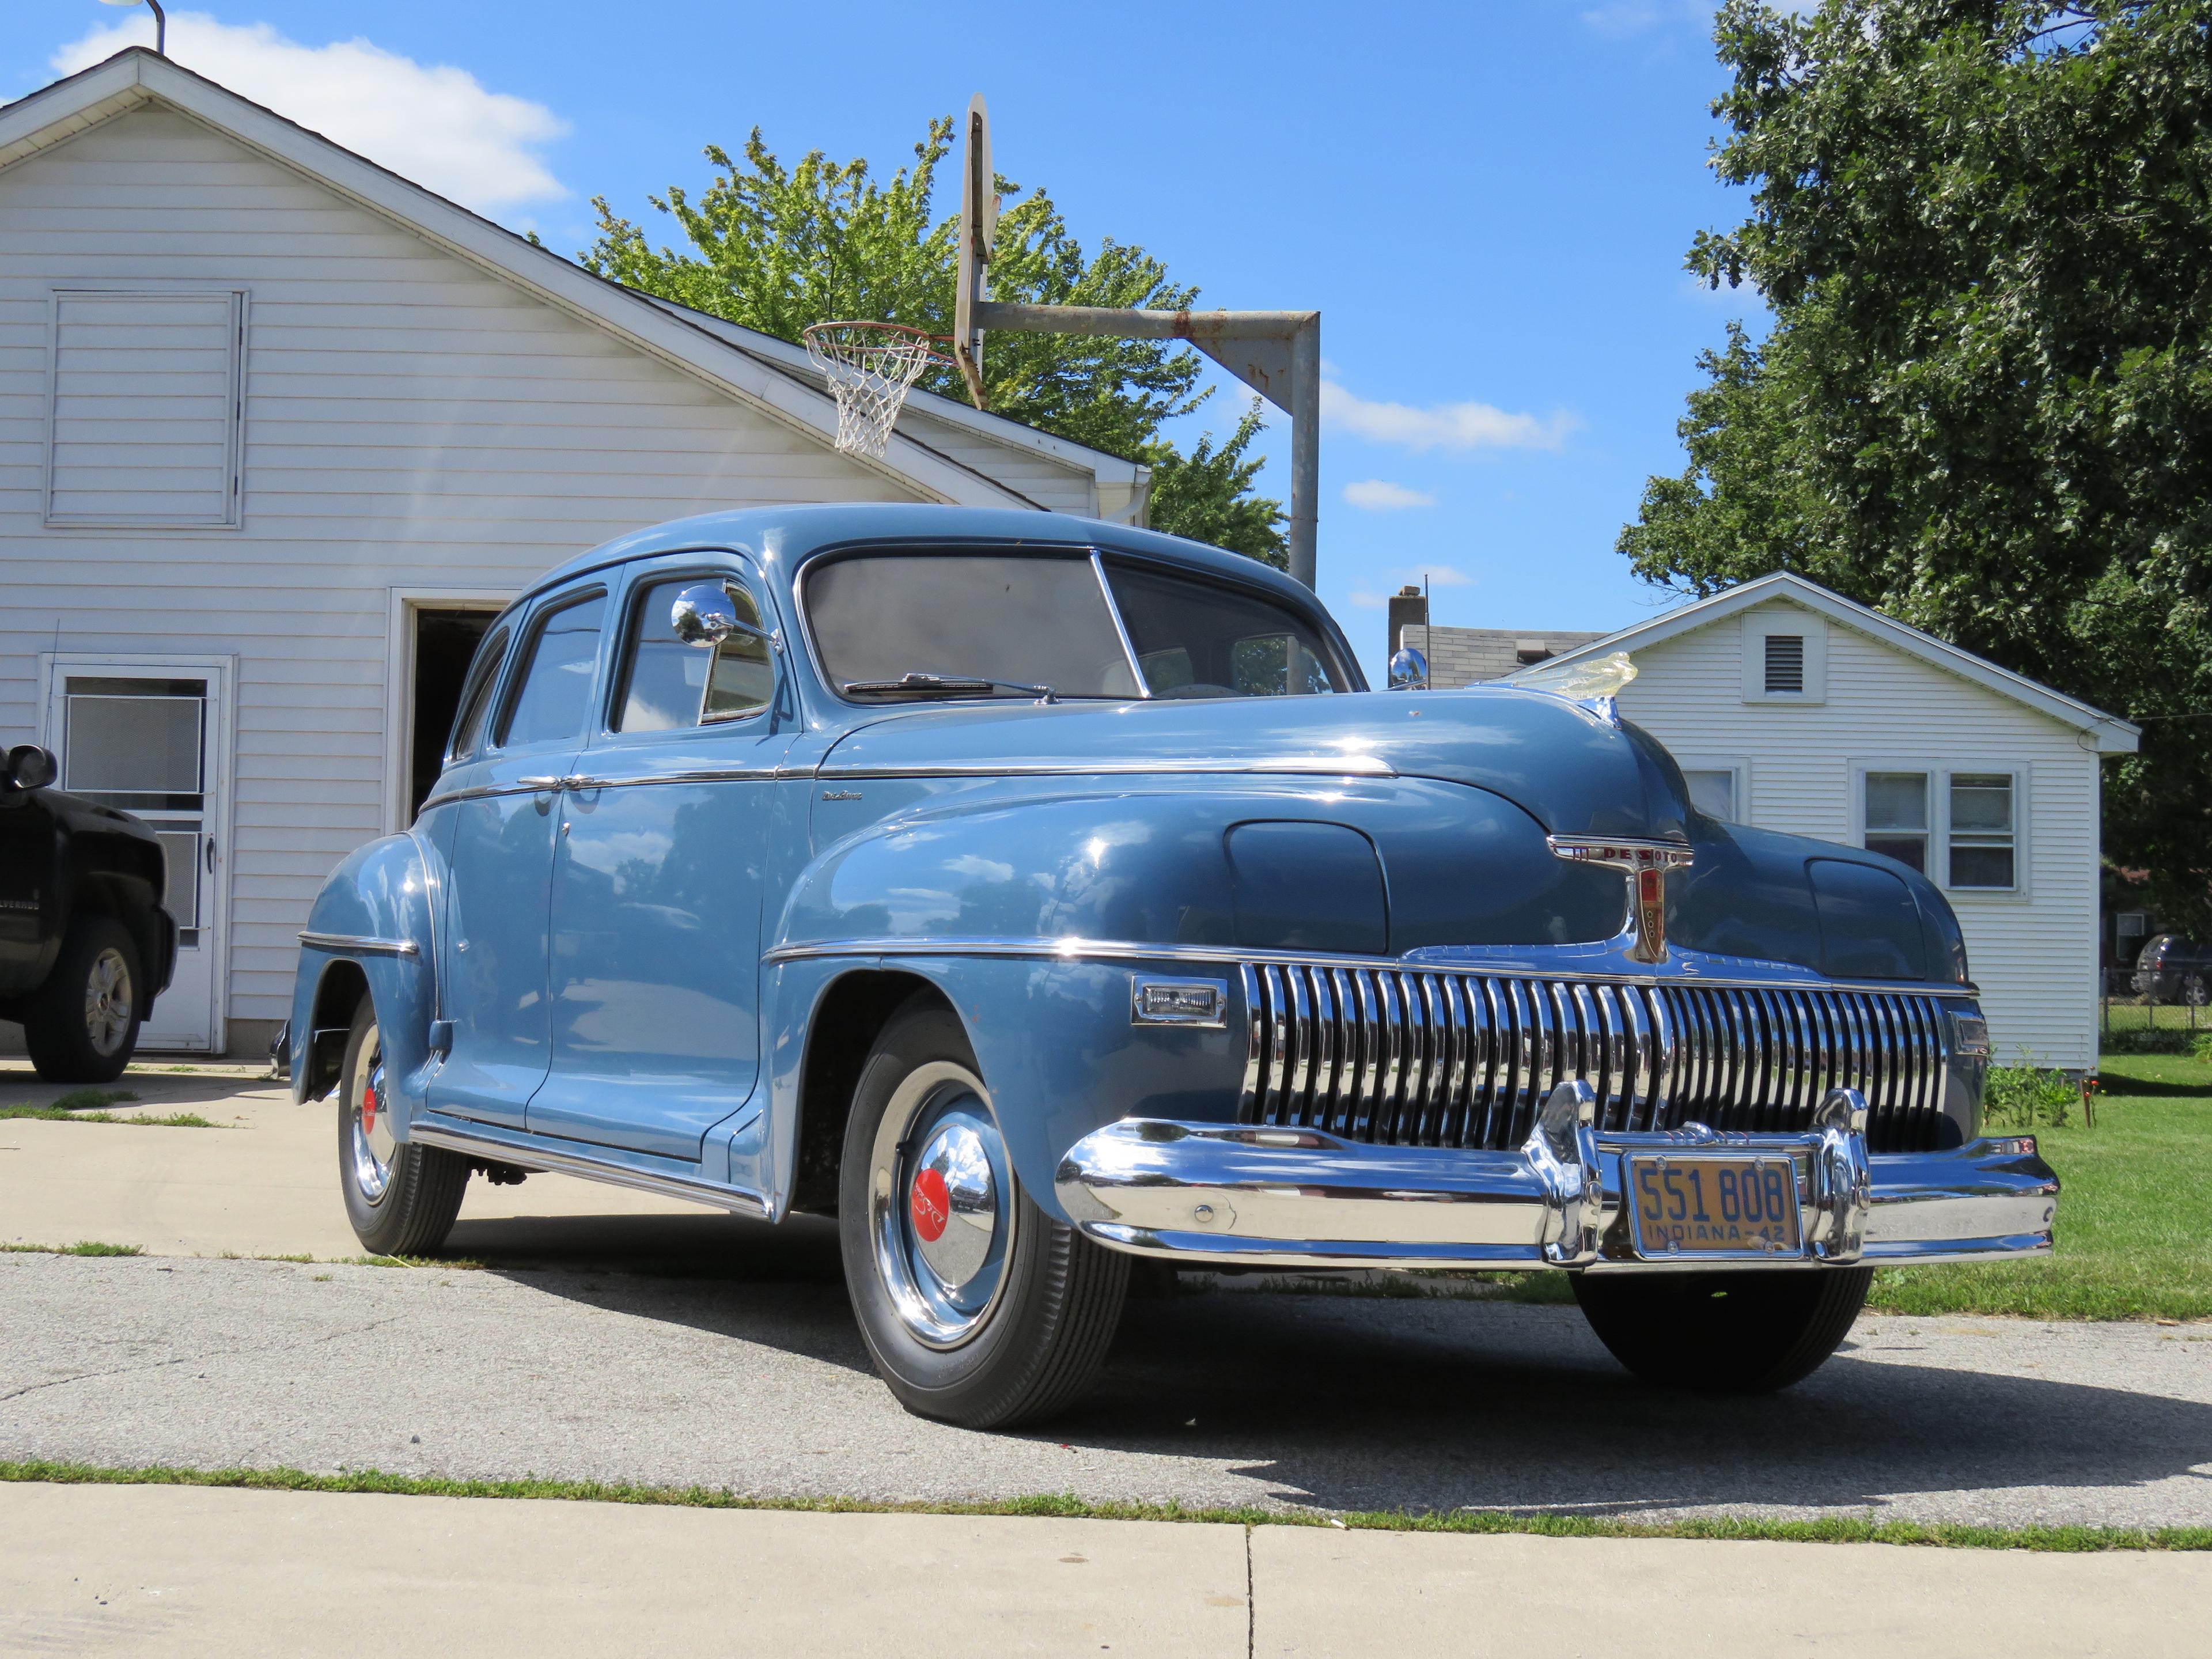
[3,1459,2205,1552]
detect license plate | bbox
[1628,1155,1804,1259]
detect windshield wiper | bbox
[842,671,1058,704]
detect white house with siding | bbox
[1411,573,2140,1073]
[0,49,1151,1060]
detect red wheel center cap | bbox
[910,1168,950,1243]
[361,1084,378,1137]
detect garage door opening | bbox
[409,608,497,821]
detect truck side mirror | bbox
[670,582,739,647]
[3,744,58,793]
[1387,646,1429,691]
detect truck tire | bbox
[338,994,471,1257]
[1571,1267,1873,1393]
[839,997,1129,1429]
[22,916,142,1084]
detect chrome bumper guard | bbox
[1053,1084,2058,1272]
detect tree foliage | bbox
[582,123,1283,561]
[1624,1,2212,930]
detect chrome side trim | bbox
[758,933,1981,997]
[813,755,1396,780]
[298,931,419,957]
[1092,550,1152,697]
[406,1119,771,1218]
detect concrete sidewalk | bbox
[3,1481,2205,1658]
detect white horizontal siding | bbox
[897,408,1097,514]
[1616,600,2104,1070]
[0,105,928,1029]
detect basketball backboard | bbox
[953,93,996,408]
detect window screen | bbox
[616,579,774,731]
[1863,771,1929,873]
[1763,634,1805,694]
[47,290,244,528]
[498,594,605,748]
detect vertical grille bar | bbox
[1467,977,1497,1149]
[1262,965,1290,1124]
[1239,964,1265,1122]
[1306,966,1336,1128]
[1286,966,1313,1126]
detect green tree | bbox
[1623,1,2212,932]
[582,123,1283,560]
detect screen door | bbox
[44,662,229,1052]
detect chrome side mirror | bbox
[671,581,739,646]
[3,743,58,793]
[1387,646,1429,691]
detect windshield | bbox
[806,553,1141,700]
[804,548,1353,704]
[1103,561,1350,698]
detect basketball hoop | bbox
[802,321,950,460]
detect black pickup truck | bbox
[0,744,176,1082]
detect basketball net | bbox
[802,321,950,460]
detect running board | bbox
[408,1119,772,1220]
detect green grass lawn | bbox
[1868,1052,2212,1321]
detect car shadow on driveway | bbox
[429,1218,2212,1522]
[1068,1287,2212,1519]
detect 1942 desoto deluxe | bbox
[286,504,2059,1429]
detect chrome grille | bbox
[1237,963,1954,1154]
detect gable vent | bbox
[1763,633,1805,694]
[46,290,244,528]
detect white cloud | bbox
[51,13,569,212]
[1347,589,1389,610]
[1412,565,1472,587]
[1343,479,1437,512]
[1321,380,1576,453]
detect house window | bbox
[1683,768,1739,823]
[46,289,245,528]
[1863,771,1930,873]
[1763,635,1805,694]
[1948,773,2016,889]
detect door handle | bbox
[518,775,565,791]
[204,832,217,873]
[562,774,609,790]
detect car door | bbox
[527,556,792,1162]
[426,587,607,1130]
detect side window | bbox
[498,593,606,749]
[1862,771,1929,873]
[614,577,774,733]
[445,625,510,763]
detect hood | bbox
[818,686,1692,842]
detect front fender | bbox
[289,832,440,1118]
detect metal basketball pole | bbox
[972,301,1322,590]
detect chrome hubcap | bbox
[868,1061,1014,1349]
[347,1024,397,1205]
[83,948,132,1056]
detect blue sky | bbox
[6,1,1775,676]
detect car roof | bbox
[517,504,1323,613]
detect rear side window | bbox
[1104,562,1349,698]
[445,625,510,763]
[615,577,775,732]
[498,593,605,748]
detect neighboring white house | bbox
[0,50,1150,1059]
[1410,573,2141,1073]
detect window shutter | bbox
[1763,633,1805,694]
[46,290,244,528]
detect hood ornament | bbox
[1547,835,1696,964]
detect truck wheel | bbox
[1571,1267,1873,1393]
[838,998,1129,1429]
[338,994,470,1257]
[22,916,142,1084]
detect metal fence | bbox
[2101,967,2207,1037]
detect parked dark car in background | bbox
[0,743,176,1082]
[2135,935,2212,1005]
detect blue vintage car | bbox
[286,504,2057,1427]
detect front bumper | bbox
[1054,1084,2057,1271]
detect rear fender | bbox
[289,832,441,1123]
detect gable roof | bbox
[1506,571,2141,754]
[0,48,1142,515]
